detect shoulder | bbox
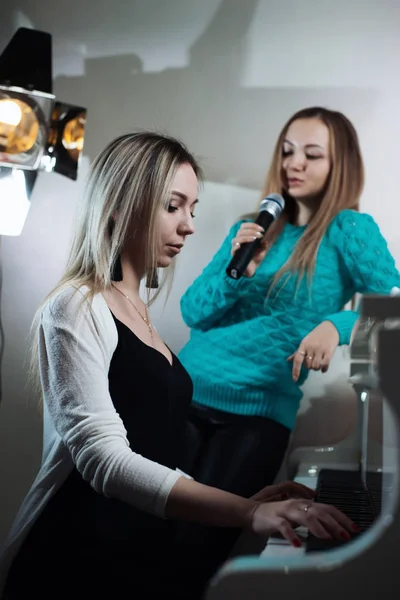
[329,209,380,235]
[326,210,385,250]
[43,285,100,320]
[42,285,117,344]
[326,210,393,266]
[43,285,88,320]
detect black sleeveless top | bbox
[108,315,192,469]
[6,315,193,592]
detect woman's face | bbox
[156,162,198,268]
[282,118,331,201]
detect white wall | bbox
[0,0,399,547]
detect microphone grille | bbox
[260,193,285,218]
[263,193,285,210]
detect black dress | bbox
[4,316,194,599]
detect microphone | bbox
[226,193,285,280]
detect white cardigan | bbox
[0,286,182,589]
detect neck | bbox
[294,198,319,226]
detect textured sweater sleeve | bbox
[325,211,400,345]
[180,221,254,331]
[39,288,181,518]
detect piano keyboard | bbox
[262,469,384,557]
[305,468,381,552]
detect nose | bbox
[178,213,195,237]
[290,151,306,171]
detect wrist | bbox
[223,272,253,289]
[245,499,263,531]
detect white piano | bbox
[206,294,400,599]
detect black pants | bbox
[174,403,291,598]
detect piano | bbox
[206,293,400,599]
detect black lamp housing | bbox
[0,27,87,181]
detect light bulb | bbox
[0,99,22,126]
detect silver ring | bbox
[303,505,311,513]
[298,350,306,356]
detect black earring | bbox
[111,255,123,282]
[146,269,159,289]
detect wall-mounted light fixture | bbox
[0,27,87,235]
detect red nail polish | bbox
[341,531,351,541]
[293,539,302,548]
[352,524,360,533]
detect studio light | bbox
[0,27,87,235]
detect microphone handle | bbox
[226,211,275,280]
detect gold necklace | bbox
[111,283,154,346]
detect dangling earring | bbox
[111,255,123,282]
[146,269,159,289]
[108,221,123,282]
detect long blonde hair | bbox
[30,131,203,397]
[259,106,364,289]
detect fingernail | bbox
[293,539,302,548]
[352,524,360,533]
[341,531,351,541]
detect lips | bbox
[167,244,183,254]
[288,178,304,187]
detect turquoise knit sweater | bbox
[178,210,400,431]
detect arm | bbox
[166,477,256,528]
[166,477,356,543]
[40,289,182,518]
[324,212,400,345]
[180,221,252,331]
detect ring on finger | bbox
[303,504,312,513]
[297,350,306,356]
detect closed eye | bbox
[282,150,323,160]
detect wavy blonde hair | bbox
[258,106,364,289]
[30,131,203,398]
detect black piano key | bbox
[305,469,382,554]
